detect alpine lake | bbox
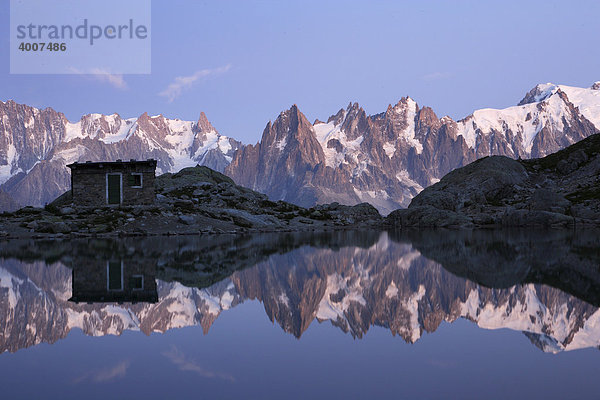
[0,228,599,399]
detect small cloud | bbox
[162,346,235,382]
[89,68,128,89]
[69,67,128,89]
[73,360,130,384]
[159,64,231,102]
[422,71,451,81]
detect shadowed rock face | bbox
[0,229,599,354]
[387,133,600,227]
[0,190,19,212]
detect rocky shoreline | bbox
[0,166,383,240]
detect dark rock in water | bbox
[387,134,600,227]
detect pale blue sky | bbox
[1,0,599,143]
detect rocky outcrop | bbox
[225,105,328,207]
[0,165,383,238]
[387,133,600,227]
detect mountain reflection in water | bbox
[0,229,599,354]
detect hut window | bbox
[130,275,144,290]
[129,173,143,188]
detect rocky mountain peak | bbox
[196,111,216,133]
[553,87,569,102]
[344,102,365,119]
[326,108,346,125]
[79,112,125,139]
[384,96,418,121]
[416,106,439,124]
[341,102,368,140]
[394,96,416,108]
[263,104,314,147]
[137,111,150,122]
[518,83,558,106]
[414,106,441,141]
[134,112,171,145]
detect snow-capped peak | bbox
[518,82,559,105]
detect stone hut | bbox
[66,159,157,207]
[69,259,158,303]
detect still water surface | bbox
[0,229,599,399]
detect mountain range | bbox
[1,82,599,213]
[0,102,240,210]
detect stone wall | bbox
[70,162,155,207]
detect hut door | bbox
[107,261,123,291]
[107,174,121,204]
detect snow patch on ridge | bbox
[567,309,600,351]
[353,188,390,202]
[275,137,287,151]
[0,144,18,185]
[316,273,366,321]
[393,98,423,154]
[100,118,137,144]
[63,121,83,142]
[24,116,34,129]
[163,119,198,173]
[0,268,23,309]
[557,84,600,129]
[396,171,423,192]
[401,285,426,342]
[313,122,364,168]
[383,142,396,158]
[56,144,90,164]
[218,136,232,155]
[385,281,398,298]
